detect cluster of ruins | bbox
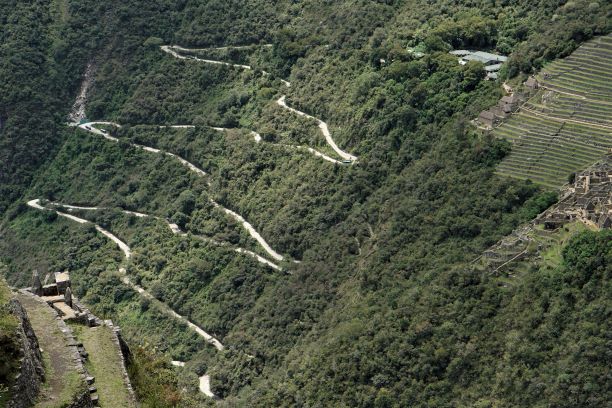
[536,155,612,230]
[30,270,101,327]
[476,76,539,129]
[476,153,611,277]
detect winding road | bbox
[160,45,358,163]
[76,122,288,264]
[215,127,342,164]
[276,96,357,162]
[199,374,217,399]
[54,42,359,399]
[170,361,217,398]
[46,200,282,271]
[161,45,252,70]
[26,199,225,351]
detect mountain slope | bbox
[0,0,610,406]
[495,34,612,188]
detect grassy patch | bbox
[533,222,593,269]
[15,294,84,408]
[69,323,134,408]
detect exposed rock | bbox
[65,286,73,307]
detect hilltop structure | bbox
[475,153,612,276]
[450,50,508,80]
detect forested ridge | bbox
[0,0,610,406]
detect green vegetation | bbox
[0,0,110,213]
[127,346,205,408]
[495,35,612,188]
[0,278,18,407]
[537,222,592,269]
[0,212,208,360]
[1,0,610,406]
[489,229,611,407]
[69,324,134,408]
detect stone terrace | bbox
[493,34,612,188]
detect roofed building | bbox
[478,110,497,128]
[498,94,522,113]
[451,49,508,80]
[525,76,539,91]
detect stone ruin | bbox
[476,90,526,129]
[524,76,539,94]
[477,225,532,276]
[475,153,612,277]
[535,153,612,230]
[25,270,137,406]
[30,270,101,326]
[475,76,540,130]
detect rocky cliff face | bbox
[7,298,45,408]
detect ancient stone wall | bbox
[105,320,138,405]
[18,272,137,407]
[7,298,45,408]
[66,391,94,408]
[16,290,95,407]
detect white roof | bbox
[463,54,491,63]
[485,64,502,71]
[450,50,471,56]
[472,51,508,62]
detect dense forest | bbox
[0,0,610,406]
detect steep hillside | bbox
[495,34,612,188]
[1,0,611,407]
[0,0,113,213]
[472,226,611,407]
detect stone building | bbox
[55,271,71,294]
[536,154,612,230]
[525,76,539,93]
[499,94,522,111]
[478,110,497,128]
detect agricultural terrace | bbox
[494,34,612,188]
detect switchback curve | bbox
[160,45,358,163]
[46,201,282,271]
[26,199,225,351]
[76,122,287,263]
